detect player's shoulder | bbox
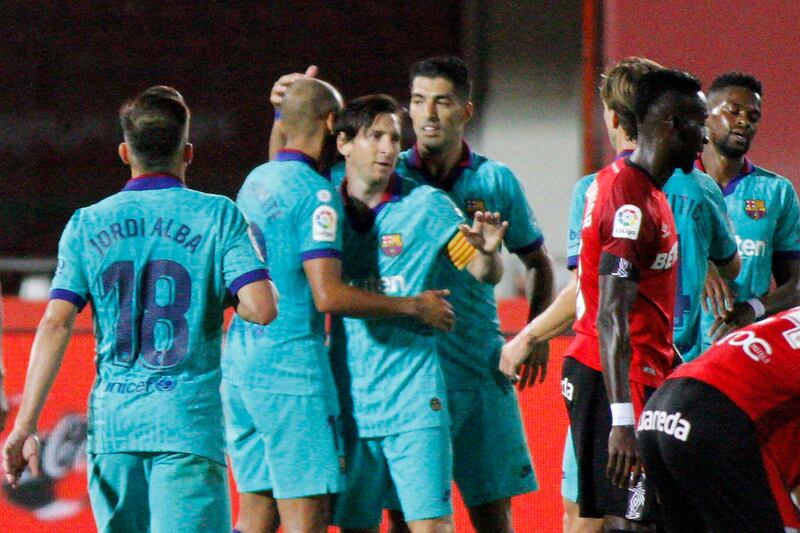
[573,173,597,196]
[470,150,516,180]
[408,182,462,217]
[751,165,795,191]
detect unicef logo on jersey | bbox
[104,376,178,394]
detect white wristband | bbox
[610,402,636,426]
[747,298,766,319]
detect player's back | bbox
[671,306,800,429]
[54,175,262,462]
[663,169,736,359]
[224,154,342,398]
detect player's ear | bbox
[463,101,474,123]
[336,131,351,157]
[611,110,620,129]
[183,143,194,164]
[325,112,337,134]
[118,142,131,165]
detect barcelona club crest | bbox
[465,198,486,217]
[381,233,404,257]
[744,199,767,220]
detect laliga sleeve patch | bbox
[612,204,642,240]
[312,205,338,242]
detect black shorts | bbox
[638,378,785,533]
[561,357,659,522]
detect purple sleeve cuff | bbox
[566,255,578,270]
[710,248,738,267]
[228,269,271,296]
[773,250,800,261]
[49,288,87,311]
[300,249,342,262]
[508,237,544,257]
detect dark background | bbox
[0,1,460,260]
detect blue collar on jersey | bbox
[340,173,402,232]
[275,149,317,168]
[274,149,333,180]
[408,142,473,191]
[615,149,634,160]
[122,173,185,191]
[695,156,754,196]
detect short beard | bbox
[715,135,749,159]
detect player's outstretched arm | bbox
[0,279,7,431]
[709,257,800,341]
[267,66,319,159]
[499,271,575,388]
[3,299,77,488]
[234,279,278,326]
[460,211,508,284]
[515,243,556,388]
[304,257,454,331]
[597,271,641,490]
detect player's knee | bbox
[407,516,453,533]
[468,499,513,533]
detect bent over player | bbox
[639,307,800,532]
[2,86,277,533]
[329,94,505,533]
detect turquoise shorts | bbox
[221,382,344,498]
[561,426,579,502]
[333,425,453,528]
[448,382,538,506]
[88,451,230,533]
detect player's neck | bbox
[628,145,674,188]
[614,136,637,153]
[130,166,185,183]
[346,172,390,209]
[700,147,746,188]
[418,140,463,182]
[284,135,323,164]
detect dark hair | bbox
[633,69,702,122]
[119,85,189,171]
[708,71,763,97]
[334,94,402,140]
[409,55,472,101]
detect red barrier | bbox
[1,298,570,531]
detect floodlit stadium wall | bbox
[0,297,570,531]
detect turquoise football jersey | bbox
[396,145,545,387]
[567,156,737,361]
[329,175,464,436]
[566,174,596,269]
[697,161,800,355]
[223,150,343,398]
[50,174,268,464]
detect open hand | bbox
[459,211,508,254]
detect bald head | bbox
[281,78,343,138]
